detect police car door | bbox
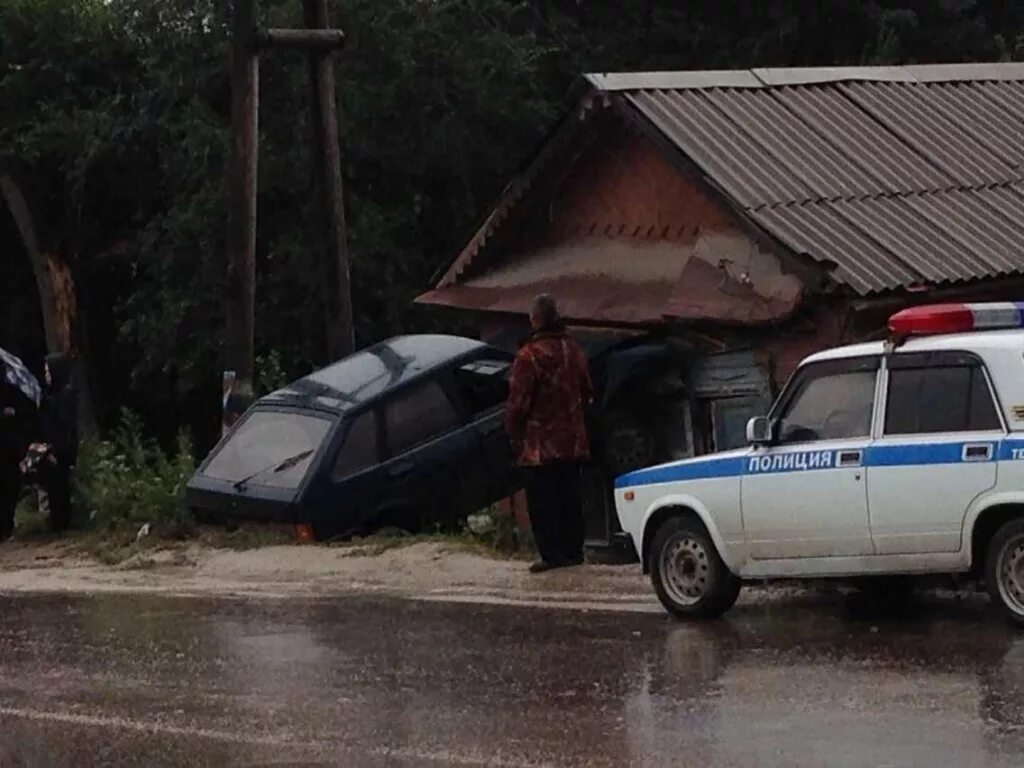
[867,351,1001,555]
[741,357,879,559]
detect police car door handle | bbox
[962,443,993,462]
[837,450,863,468]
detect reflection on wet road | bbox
[1,590,1024,766]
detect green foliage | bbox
[255,350,289,395]
[75,411,195,533]
[13,492,48,538]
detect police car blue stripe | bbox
[998,440,1024,460]
[866,442,972,467]
[616,439,1024,489]
[615,457,746,488]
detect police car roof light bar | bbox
[888,302,1024,337]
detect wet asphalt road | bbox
[2,590,1024,767]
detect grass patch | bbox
[13,491,50,539]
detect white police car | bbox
[615,303,1024,624]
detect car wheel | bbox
[650,516,740,620]
[986,518,1024,626]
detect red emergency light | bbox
[889,302,1024,337]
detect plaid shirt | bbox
[505,328,593,466]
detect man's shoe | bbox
[529,560,559,574]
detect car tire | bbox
[649,515,741,620]
[986,518,1024,626]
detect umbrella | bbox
[0,347,42,407]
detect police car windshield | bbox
[204,410,332,489]
[779,369,875,443]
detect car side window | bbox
[331,410,378,481]
[885,364,1000,435]
[385,380,462,455]
[453,358,510,416]
[777,363,877,444]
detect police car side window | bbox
[885,363,1000,435]
[777,363,877,444]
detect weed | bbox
[75,410,195,534]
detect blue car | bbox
[185,335,519,540]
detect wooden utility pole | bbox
[224,0,260,429]
[303,0,355,360]
[223,0,348,432]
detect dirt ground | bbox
[0,538,668,612]
[0,535,981,616]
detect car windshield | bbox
[203,410,333,489]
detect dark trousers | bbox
[525,461,584,565]
[0,461,20,539]
[41,464,72,533]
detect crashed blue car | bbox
[186,335,519,540]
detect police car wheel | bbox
[650,516,740,619]
[987,519,1024,626]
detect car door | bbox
[305,408,386,539]
[380,378,482,531]
[451,355,522,506]
[867,351,1002,555]
[741,356,879,560]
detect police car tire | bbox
[986,518,1024,626]
[650,516,741,620]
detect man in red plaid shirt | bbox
[505,295,594,573]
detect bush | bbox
[75,410,195,534]
[466,505,535,557]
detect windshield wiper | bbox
[233,449,314,491]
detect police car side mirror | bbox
[747,416,775,446]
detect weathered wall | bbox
[422,114,802,326]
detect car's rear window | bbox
[203,410,332,489]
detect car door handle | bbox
[962,443,993,462]
[478,420,503,436]
[388,462,414,479]
[837,450,862,468]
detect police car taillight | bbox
[889,303,1024,337]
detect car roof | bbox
[803,328,1024,366]
[259,334,491,414]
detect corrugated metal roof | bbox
[610,65,1024,293]
[839,82,1018,186]
[425,63,1024,308]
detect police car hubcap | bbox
[998,537,1024,616]
[662,535,710,606]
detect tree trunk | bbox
[0,175,63,352]
[0,174,97,436]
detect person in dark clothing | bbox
[36,353,78,533]
[505,294,594,573]
[0,382,33,540]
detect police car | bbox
[615,303,1024,624]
